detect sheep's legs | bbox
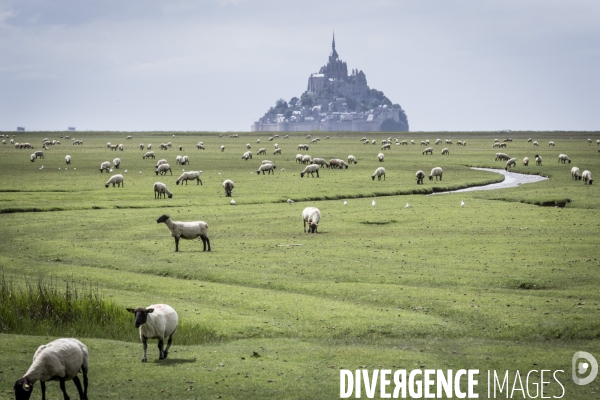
[164,332,174,359]
[59,378,69,400]
[81,364,89,399]
[202,235,211,251]
[174,237,179,252]
[72,376,87,400]
[141,336,148,362]
[158,338,165,360]
[41,381,47,400]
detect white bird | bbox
[372,199,376,207]
[73,168,76,170]
[58,167,61,170]
[405,203,411,208]
[250,171,253,174]
[287,199,294,204]
[109,168,113,173]
[124,169,127,173]
[230,199,236,205]
[281,168,285,172]
[218,172,221,175]
[39,166,44,170]
[139,171,142,174]
[182,169,185,172]
[461,200,465,207]
[343,200,347,205]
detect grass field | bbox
[0,130,599,399]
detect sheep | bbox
[118,144,124,151]
[425,139,430,145]
[257,163,276,175]
[328,159,348,169]
[178,145,183,151]
[175,155,183,165]
[30,153,36,162]
[34,151,44,159]
[422,147,433,155]
[558,154,571,164]
[348,155,357,164]
[381,143,391,150]
[377,153,385,162]
[441,148,449,155]
[126,135,132,140]
[295,154,304,163]
[435,139,442,145]
[105,174,124,188]
[155,163,173,176]
[126,304,179,363]
[109,144,118,151]
[297,144,309,150]
[153,182,172,199]
[535,154,543,165]
[284,135,290,139]
[549,141,555,146]
[222,179,234,197]
[256,138,261,144]
[300,164,320,178]
[257,148,267,155]
[156,214,210,251]
[167,142,172,147]
[582,170,593,184]
[371,167,386,181]
[302,207,321,233]
[429,167,443,181]
[178,155,189,165]
[301,155,312,164]
[242,151,252,160]
[220,145,225,152]
[571,167,582,180]
[73,140,83,145]
[445,139,452,145]
[99,161,111,173]
[196,143,205,150]
[505,158,517,171]
[140,143,144,150]
[113,158,121,169]
[143,151,155,159]
[371,140,376,145]
[246,143,251,149]
[420,141,427,146]
[533,141,539,146]
[65,155,71,164]
[415,170,425,184]
[155,159,168,168]
[311,158,329,168]
[274,143,279,149]
[523,157,529,166]
[495,153,510,161]
[176,171,202,185]
[273,148,282,155]
[13,338,89,400]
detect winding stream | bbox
[432,167,549,195]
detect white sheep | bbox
[65,155,71,164]
[312,158,329,168]
[296,154,304,163]
[14,338,89,400]
[372,167,386,181]
[242,151,252,160]
[178,145,183,151]
[302,207,321,233]
[155,159,168,168]
[181,155,190,165]
[153,182,172,199]
[156,214,210,251]
[223,179,234,197]
[105,174,124,188]
[257,148,267,155]
[495,153,510,161]
[301,155,312,164]
[348,155,357,164]
[30,153,36,162]
[558,154,571,164]
[99,161,111,173]
[176,171,202,185]
[118,144,124,151]
[571,167,582,180]
[505,158,517,171]
[140,143,144,150]
[582,170,593,185]
[246,143,251,149]
[273,148,282,155]
[300,164,320,178]
[256,138,261,143]
[415,170,425,184]
[175,155,183,165]
[377,153,385,162]
[113,157,121,169]
[381,143,391,150]
[422,147,433,155]
[155,163,172,176]
[160,143,168,150]
[535,154,543,165]
[549,141,555,146]
[441,148,449,155]
[220,145,225,152]
[143,151,155,159]
[533,141,539,146]
[429,167,443,181]
[257,163,276,175]
[435,139,442,145]
[523,157,529,166]
[126,304,179,362]
[329,159,348,169]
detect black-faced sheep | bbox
[126,304,178,362]
[422,147,433,155]
[416,170,425,184]
[372,167,386,181]
[429,167,443,181]
[242,151,252,160]
[223,179,234,197]
[505,158,517,171]
[156,214,210,251]
[549,141,555,146]
[99,161,111,173]
[155,163,172,176]
[302,207,321,233]
[582,170,593,185]
[153,182,172,199]
[257,163,276,175]
[301,164,320,178]
[535,154,542,166]
[347,155,357,164]
[558,154,571,164]
[571,167,582,180]
[105,174,124,188]
[176,171,202,185]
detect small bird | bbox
[139,171,142,174]
[281,168,285,172]
[287,199,294,204]
[109,168,113,173]
[230,199,236,205]
[58,167,61,170]
[39,166,44,170]
[124,169,127,173]
[372,199,376,207]
[182,169,185,172]
[461,200,465,207]
[405,203,411,208]
[218,172,221,175]
[343,200,347,205]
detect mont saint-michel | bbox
[252,34,409,133]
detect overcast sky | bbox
[1,0,599,132]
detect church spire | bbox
[330,31,339,60]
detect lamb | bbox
[143,151,155,159]
[126,304,179,362]
[441,148,449,155]
[415,170,425,184]
[13,338,89,400]
[153,182,172,199]
[505,158,517,171]
[176,171,202,185]
[113,158,121,169]
[371,167,386,180]
[495,153,510,161]
[571,167,582,180]
[99,161,111,173]
[347,155,357,164]
[302,207,321,233]
[377,153,385,162]
[155,163,173,176]
[257,163,276,175]
[222,179,234,197]
[258,148,267,155]
[311,158,329,168]
[241,151,252,160]
[65,155,71,164]
[523,157,529,166]
[535,154,543,165]
[582,170,593,184]
[105,174,124,188]
[273,148,282,155]
[422,147,433,155]
[429,167,443,181]
[300,164,320,178]
[558,154,571,164]
[156,214,210,251]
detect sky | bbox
[1,0,599,132]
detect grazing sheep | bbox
[435,139,442,145]
[348,155,357,164]
[167,142,172,147]
[155,159,168,168]
[422,147,433,155]
[505,158,517,171]
[445,139,452,145]
[381,143,391,150]
[175,155,183,165]
[558,154,571,164]
[415,170,425,184]
[113,158,121,169]
[441,148,449,155]
[143,151,155,159]
[297,144,309,150]
[257,148,267,155]
[582,170,593,184]
[118,144,124,151]
[30,153,36,162]
[155,163,172,176]
[126,304,179,363]
[246,143,251,149]
[126,135,132,140]
[495,153,510,161]
[549,141,555,146]
[220,145,225,152]
[222,179,234,197]
[429,167,443,181]
[181,155,190,165]
[571,167,582,180]
[523,157,529,166]
[105,174,124,188]
[535,154,543,165]
[176,171,202,185]
[371,167,386,181]
[329,159,348,169]
[377,153,385,162]
[300,164,320,178]
[311,158,329,168]
[99,161,111,173]
[33,151,44,159]
[153,182,172,199]
[178,145,183,151]
[273,148,282,155]
[533,141,539,146]
[242,151,252,160]
[527,138,532,143]
[196,143,205,150]
[257,163,276,175]
[13,338,89,400]
[420,141,427,146]
[140,143,144,150]
[295,154,304,163]
[302,207,321,233]
[301,155,312,164]
[256,138,261,144]
[65,155,71,164]
[156,214,210,251]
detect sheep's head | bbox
[126,307,154,328]
[157,214,170,224]
[14,378,34,400]
[429,175,434,181]
[167,193,173,198]
[371,175,375,180]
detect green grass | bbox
[0,130,599,399]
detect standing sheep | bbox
[582,170,593,184]
[155,163,172,176]
[377,153,385,162]
[415,170,425,184]
[257,148,267,155]
[523,157,529,166]
[302,207,321,233]
[153,182,172,199]
[273,148,282,155]
[126,304,178,363]
[429,167,443,181]
[558,154,571,164]
[300,164,320,178]
[14,338,89,400]
[372,167,386,180]
[242,151,252,160]
[65,155,72,165]
[105,174,124,188]
[99,161,111,173]
[220,145,225,152]
[257,163,276,175]
[347,155,357,164]
[535,154,543,166]
[156,214,210,252]
[505,158,517,171]
[140,143,145,150]
[223,179,234,197]
[143,151,155,159]
[113,158,121,169]
[571,167,582,180]
[422,147,433,155]
[176,171,202,185]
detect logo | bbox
[572,351,598,385]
